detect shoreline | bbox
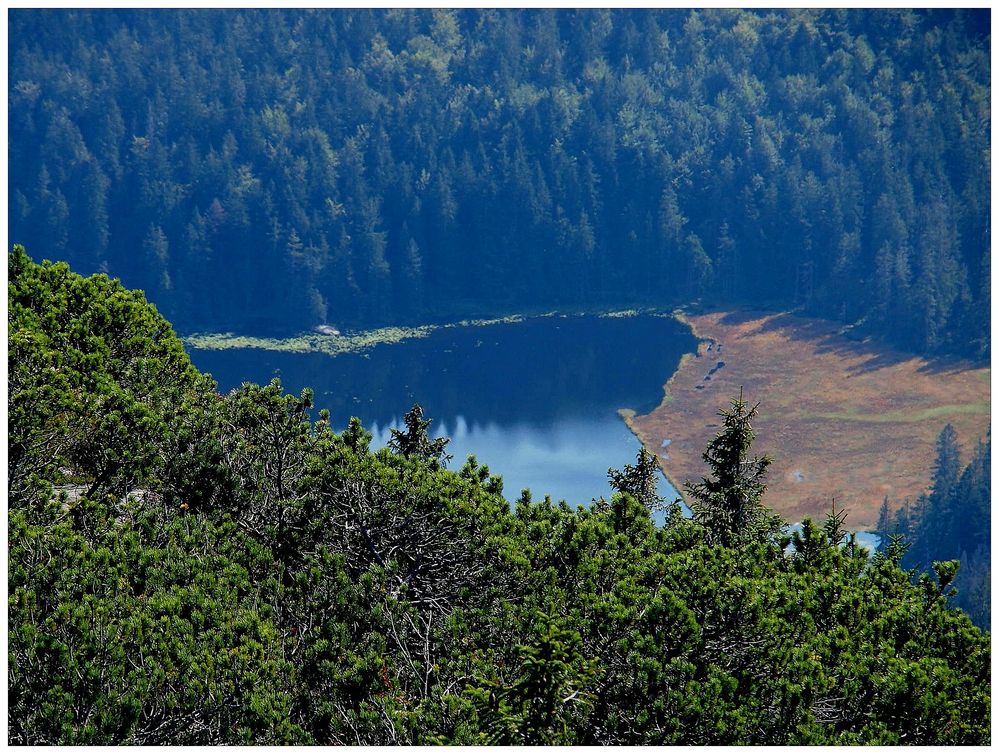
[619,307,708,511]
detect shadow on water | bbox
[190,314,699,506]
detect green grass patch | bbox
[600,309,640,318]
[812,402,990,424]
[599,308,677,319]
[453,313,529,327]
[184,324,436,357]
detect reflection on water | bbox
[367,413,686,510]
[853,531,882,552]
[190,314,697,506]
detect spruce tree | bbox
[388,403,452,468]
[607,446,664,512]
[876,495,891,542]
[684,390,782,547]
[932,424,962,501]
[914,424,962,562]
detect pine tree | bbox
[685,390,781,546]
[914,424,962,561]
[142,224,172,298]
[876,495,891,542]
[931,423,962,501]
[388,404,452,468]
[608,446,664,512]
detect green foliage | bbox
[468,614,598,745]
[388,404,452,468]
[8,244,214,506]
[8,252,991,744]
[685,390,783,547]
[8,494,304,744]
[608,446,664,512]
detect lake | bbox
[188,313,698,508]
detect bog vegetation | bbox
[9,9,990,357]
[8,247,990,744]
[625,309,991,592]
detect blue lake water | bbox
[189,314,697,507]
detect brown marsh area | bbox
[624,310,991,530]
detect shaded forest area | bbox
[8,247,990,744]
[877,424,991,629]
[9,9,990,357]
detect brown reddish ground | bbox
[623,310,991,530]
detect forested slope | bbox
[8,247,990,744]
[9,9,990,356]
[878,424,992,629]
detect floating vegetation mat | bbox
[184,309,675,357]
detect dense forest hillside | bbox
[8,247,990,744]
[9,9,990,357]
